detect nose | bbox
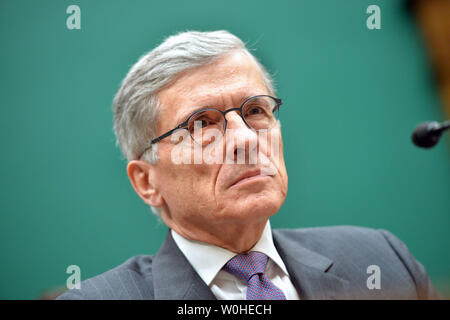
[224,111,259,164]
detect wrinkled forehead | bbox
[157,51,269,120]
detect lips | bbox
[229,168,265,188]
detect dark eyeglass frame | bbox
[138,95,282,159]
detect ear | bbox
[127,160,164,208]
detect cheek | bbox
[278,151,288,192]
[264,128,287,172]
[158,146,221,205]
[266,130,288,194]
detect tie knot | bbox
[223,251,269,282]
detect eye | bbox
[188,116,218,133]
[245,104,269,118]
[247,106,264,115]
[197,117,216,127]
[198,119,209,128]
[187,109,224,136]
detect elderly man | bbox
[58,30,439,300]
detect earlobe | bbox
[127,160,164,208]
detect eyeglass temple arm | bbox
[152,120,190,143]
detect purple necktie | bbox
[223,251,287,300]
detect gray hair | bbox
[112,30,276,216]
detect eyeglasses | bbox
[138,95,282,158]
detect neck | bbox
[167,217,269,253]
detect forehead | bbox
[157,51,268,119]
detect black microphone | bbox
[411,120,450,148]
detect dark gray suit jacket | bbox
[57,225,440,300]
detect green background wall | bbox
[1,0,449,299]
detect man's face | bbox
[153,50,288,232]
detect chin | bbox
[228,195,283,222]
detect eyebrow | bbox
[175,94,254,125]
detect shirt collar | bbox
[171,220,290,286]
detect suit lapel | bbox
[153,228,350,300]
[273,230,350,300]
[152,230,216,300]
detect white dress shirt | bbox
[171,220,300,300]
